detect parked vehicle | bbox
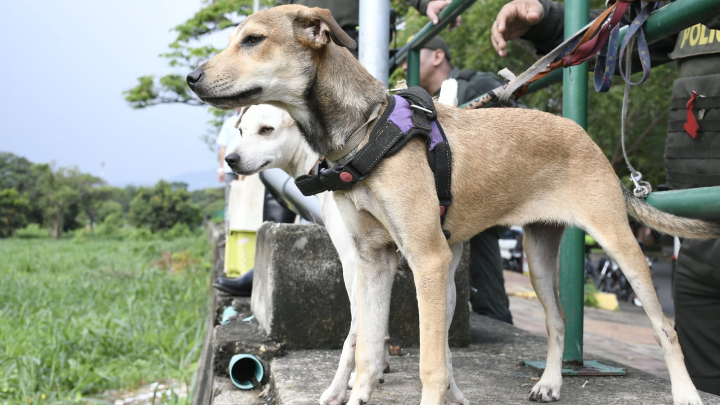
[499,226,524,273]
[595,249,654,307]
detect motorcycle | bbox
[594,254,653,307]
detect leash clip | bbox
[630,171,652,198]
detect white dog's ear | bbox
[294,7,357,50]
[281,110,296,128]
[234,107,250,129]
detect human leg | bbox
[469,226,512,323]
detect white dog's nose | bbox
[225,153,240,167]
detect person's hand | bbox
[217,170,224,183]
[426,1,461,31]
[491,0,544,57]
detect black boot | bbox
[213,270,253,296]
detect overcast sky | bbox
[0,0,232,186]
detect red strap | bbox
[563,2,630,67]
[684,91,699,139]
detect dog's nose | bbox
[186,68,204,87]
[225,153,240,167]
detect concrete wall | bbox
[252,223,469,349]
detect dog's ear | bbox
[294,7,357,50]
[234,107,250,129]
[281,110,296,128]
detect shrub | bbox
[14,223,48,239]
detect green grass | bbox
[0,232,211,404]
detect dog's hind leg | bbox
[585,214,702,405]
[445,242,469,405]
[523,223,566,403]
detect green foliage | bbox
[97,200,124,223]
[31,165,104,239]
[190,187,225,219]
[584,282,600,308]
[0,236,210,403]
[0,188,31,237]
[129,181,203,233]
[14,224,49,239]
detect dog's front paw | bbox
[672,390,703,405]
[319,388,347,405]
[528,379,560,403]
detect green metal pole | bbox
[558,0,588,365]
[408,48,420,87]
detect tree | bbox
[0,188,30,237]
[123,0,273,148]
[32,165,103,239]
[129,180,203,232]
[0,152,44,224]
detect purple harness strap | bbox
[389,95,445,150]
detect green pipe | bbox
[642,0,720,44]
[463,0,720,105]
[229,354,265,390]
[389,0,477,69]
[558,0,588,365]
[645,187,720,220]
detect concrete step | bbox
[269,314,720,405]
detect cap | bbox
[397,36,452,64]
[422,36,451,62]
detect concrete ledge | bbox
[252,223,469,349]
[212,299,284,382]
[270,313,720,405]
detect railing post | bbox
[558,0,589,365]
[407,49,421,87]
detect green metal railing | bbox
[397,0,720,367]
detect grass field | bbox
[0,232,211,404]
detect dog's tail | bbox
[622,181,720,239]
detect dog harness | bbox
[294,87,454,238]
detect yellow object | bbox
[224,176,265,277]
[225,230,256,278]
[593,292,619,311]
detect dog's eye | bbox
[242,34,266,47]
[259,126,274,135]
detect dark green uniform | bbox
[449,68,514,324]
[523,1,720,394]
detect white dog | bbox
[228,85,466,405]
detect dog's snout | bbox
[225,153,240,167]
[186,68,204,87]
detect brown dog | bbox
[187,6,718,405]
